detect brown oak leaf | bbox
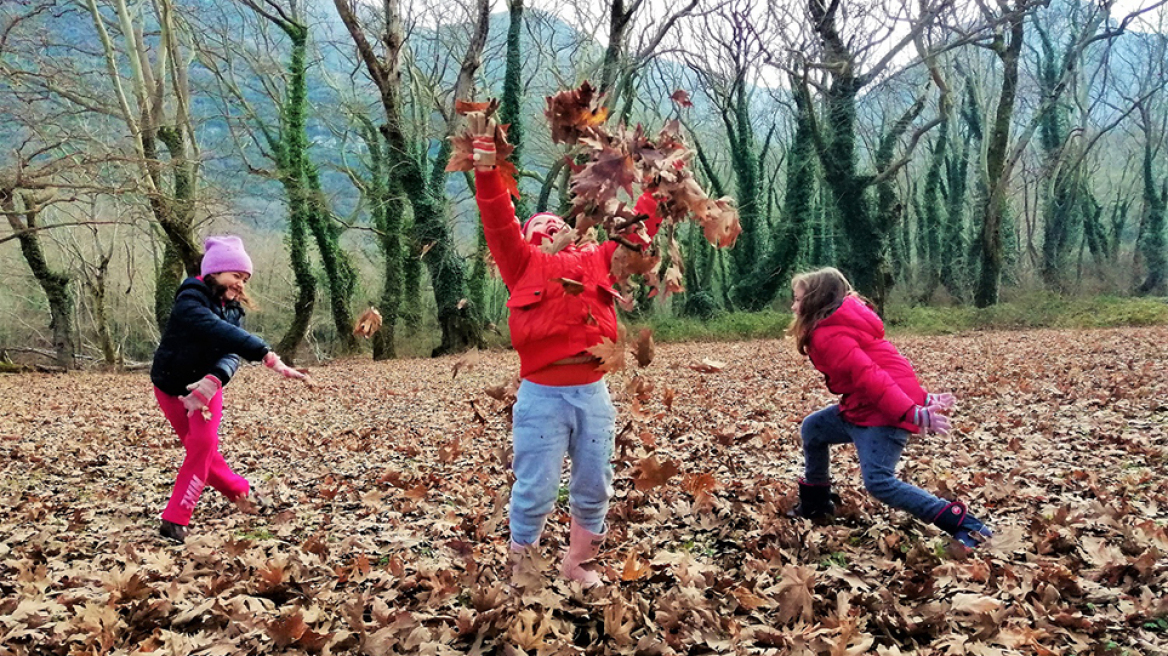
[353,306,383,338]
[587,336,626,373]
[632,328,655,367]
[632,455,680,491]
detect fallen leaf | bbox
[689,358,726,373]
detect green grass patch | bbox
[885,293,1168,335]
[638,294,1167,343]
[644,310,792,343]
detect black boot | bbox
[160,520,189,543]
[792,479,838,519]
[932,500,992,548]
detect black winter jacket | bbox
[151,277,270,397]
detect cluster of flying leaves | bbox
[545,82,742,302]
[352,308,383,339]
[1,327,1167,655]
[450,82,742,303]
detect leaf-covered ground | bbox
[1,328,1167,656]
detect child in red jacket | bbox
[470,118,657,587]
[788,267,991,549]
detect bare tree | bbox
[333,0,490,356]
[766,0,953,312]
[969,0,1165,305]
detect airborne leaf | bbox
[587,336,626,373]
[632,328,655,367]
[632,455,680,491]
[670,89,694,107]
[353,306,383,338]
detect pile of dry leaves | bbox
[1,327,1166,655]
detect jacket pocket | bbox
[506,285,546,309]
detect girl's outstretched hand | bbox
[181,375,221,417]
[263,351,311,382]
[926,392,956,411]
[910,405,952,435]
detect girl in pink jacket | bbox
[788,267,991,549]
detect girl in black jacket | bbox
[150,236,308,543]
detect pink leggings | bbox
[155,387,250,526]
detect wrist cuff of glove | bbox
[263,352,280,368]
[910,405,929,428]
[191,376,221,404]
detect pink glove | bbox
[909,405,952,435]
[926,392,956,411]
[469,112,497,169]
[263,351,308,380]
[181,375,222,417]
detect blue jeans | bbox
[509,380,617,545]
[801,405,980,527]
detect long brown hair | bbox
[204,273,257,311]
[787,267,853,355]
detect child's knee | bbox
[800,412,832,443]
[862,474,899,502]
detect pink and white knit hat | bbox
[521,212,562,236]
[201,235,254,276]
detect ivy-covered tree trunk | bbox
[273,186,316,362]
[941,86,977,300]
[872,98,926,308]
[500,0,530,222]
[724,78,764,292]
[732,86,814,310]
[402,236,424,331]
[2,191,76,370]
[1136,117,1167,295]
[154,239,185,329]
[305,163,359,354]
[974,9,1025,308]
[253,16,317,364]
[148,129,202,329]
[806,0,888,312]
[918,115,948,300]
[281,18,357,355]
[83,0,203,330]
[335,0,485,357]
[364,126,406,360]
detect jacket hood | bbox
[817,294,884,339]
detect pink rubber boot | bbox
[561,519,606,588]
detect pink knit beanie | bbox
[201,235,254,277]
[521,212,561,234]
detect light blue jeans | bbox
[801,405,984,531]
[509,379,617,545]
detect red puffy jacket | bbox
[475,170,621,380]
[806,295,927,432]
